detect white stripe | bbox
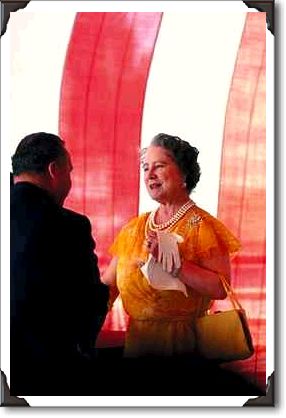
[8,12,76,156]
[19,395,256,408]
[27,1,249,13]
[140,12,246,216]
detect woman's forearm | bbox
[178,260,227,299]
[101,256,118,286]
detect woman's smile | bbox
[148,181,162,191]
[143,146,186,203]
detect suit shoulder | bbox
[61,208,91,226]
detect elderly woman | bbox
[102,133,240,358]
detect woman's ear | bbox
[181,175,187,189]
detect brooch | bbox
[188,214,202,227]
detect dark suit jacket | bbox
[10,182,109,374]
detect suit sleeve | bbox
[75,215,109,347]
[55,210,109,350]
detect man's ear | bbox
[47,161,58,180]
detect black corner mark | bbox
[242,1,274,34]
[1,370,29,406]
[244,372,274,406]
[1,1,30,37]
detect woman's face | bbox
[142,146,185,203]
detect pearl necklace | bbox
[146,199,195,237]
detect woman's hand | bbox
[157,231,182,274]
[145,231,183,275]
[145,231,159,260]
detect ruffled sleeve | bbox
[196,212,241,259]
[181,207,241,262]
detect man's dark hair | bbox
[149,133,201,194]
[12,132,67,176]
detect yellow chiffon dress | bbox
[109,205,240,358]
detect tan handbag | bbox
[195,275,254,362]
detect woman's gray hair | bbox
[146,133,201,194]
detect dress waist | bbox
[132,315,195,323]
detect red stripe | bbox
[218,13,266,283]
[217,13,266,390]
[59,12,162,269]
[59,13,104,214]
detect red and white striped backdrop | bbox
[7,9,267,391]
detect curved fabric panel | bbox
[59,12,162,331]
[59,12,162,268]
[217,13,266,389]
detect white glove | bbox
[140,255,188,297]
[157,231,183,274]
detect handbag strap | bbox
[218,274,243,311]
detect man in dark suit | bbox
[10,132,109,395]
